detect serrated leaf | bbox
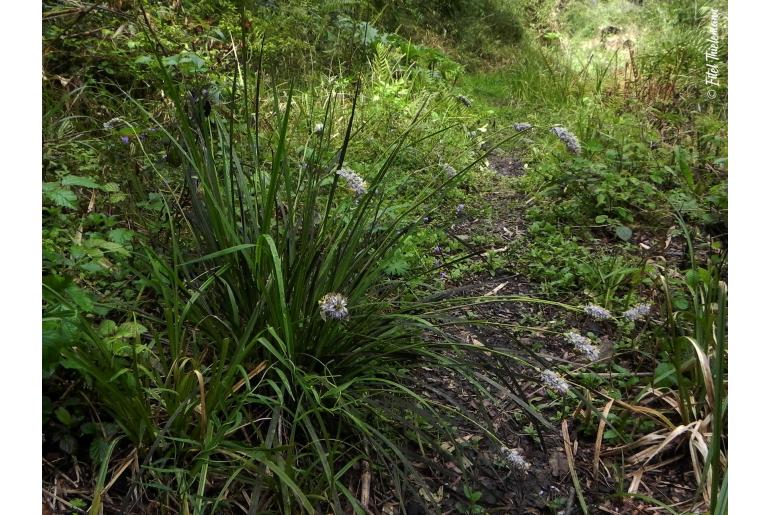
[61,175,100,189]
[65,284,94,312]
[89,438,110,462]
[43,274,73,294]
[113,321,147,339]
[108,228,134,245]
[383,257,410,276]
[43,183,77,209]
[96,240,130,256]
[79,261,107,273]
[98,320,118,337]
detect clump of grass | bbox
[603,217,727,512]
[50,30,558,512]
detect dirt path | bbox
[392,153,688,514]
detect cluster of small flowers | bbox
[442,163,457,178]
[336,167,368,197]
[318,293,349,321]
[583,304,612,320]
[457,94,472,107]
[541,369,570,394]
[513,122,532,132]
[564,331,590,347]
[565,331,600,361]
[456,204,465,216]
[313,122,324,135]
[501,447,531,472]
[623,303,651,321]
[120,136,130,145]
[103,117,124,130]
[550,126,582,155]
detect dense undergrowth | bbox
[43,1,726,513]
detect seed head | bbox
[623,303,651,321]
[103,117,123,130]
[457,95,472,107]
[313,122,324,135]
[501,447,531,472]
[336,167,368,197]
[513,122,532,132]
[541,369,570,395]
[442,163,457,178]
[319,293,349,321]
[550,126,582,154]
[565,331,600,361]
[583,304,612,320]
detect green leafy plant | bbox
[655,221,726,509]
[49,27,552,510]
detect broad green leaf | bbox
[43,183,77,209]
[654,361,678,388]
[98,320,118,337]
[62,175,101,189]
[96,240,130,256]
[615,225,633,241]
[108,228,134,245]
[55,406,73,426]
[383,257,409,276]
[161,55,179,67]
[65,284,94,312]
[113,321,148,339]
[101,182,120,193]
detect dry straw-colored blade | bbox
[593,399,614,479]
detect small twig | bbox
[42,488,87,514]
[593,399,614,478]
[562,420,589,515]
[360,460,371,510]
[43,460,79,489]
[104,448,138,493]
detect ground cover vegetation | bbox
[43,0,727,513]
